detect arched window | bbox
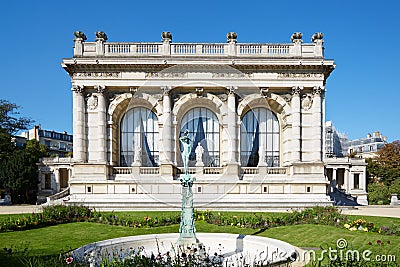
[180,107,220,167]
[120,107,159,167]
[240,108,279,167]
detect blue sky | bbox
[1,0,399,141]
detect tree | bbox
[374,140,400,184]
[0,140,48,204]
[0,99,33,160]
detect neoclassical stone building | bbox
[60,31,340,209]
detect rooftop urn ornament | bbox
[95,31,108,41]
[162,31,172,42]
[227,32,237,43]
[291,32,303,43]
[312,32,324,43]
[73,31,87,41]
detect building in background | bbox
[347,131,387,158]
[325,121,348,158]
[19,126,73,204]
[20,125,73,156]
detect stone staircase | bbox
[328,188,360,206]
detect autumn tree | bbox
[367,140,400,184]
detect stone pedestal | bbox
[391,194,399,206]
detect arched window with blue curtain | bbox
[180,107,220,167]
[240,108,279,167]
[120,107,159,167]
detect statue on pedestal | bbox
[131,145,142,166]
[177,130,202,250]
[195,143,204,167]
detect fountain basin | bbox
[73,233,298,266]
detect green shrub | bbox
[367,183,391,205]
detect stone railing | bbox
[178,167,196,175]
[79,42,320,58]
[267,167,287,174]
[73,30,325,58]
[203,167,223,174]
[242,167,287,175]
[140,167,160,175]
[113,167,132,174]
[40,157,73,164]
[113,167,160,175]
[242,167,259,175]
[46,187,70,203]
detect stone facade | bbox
[60,31,337,210]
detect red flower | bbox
[377,240,382,245]
[65,257,73,264]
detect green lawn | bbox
[1,211,399,266]
[1,221,399,266]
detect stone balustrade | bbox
[73,31,325,58]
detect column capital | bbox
[72,85,84,94]
[291,86,303,95]
[161,86,172,95]
[226,86,238,95]
[313,86,325,95]
[94,85,106,94]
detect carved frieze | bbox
[277,73,324,79]
[145,72,187,78]
[212,72,253,78]
[72,72,121,78]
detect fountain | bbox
[72,131,298,266]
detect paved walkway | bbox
[1,205,399,217]
[0,205,42,214]
[341,205,400,218]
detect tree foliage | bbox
[0,99,33,161]
[0,140,48,203]
[368,141,400,184]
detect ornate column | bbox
[72,85,86,162]
[344,168,349,193]
[312,86,323,161]
[95,85,107,163]
[291,86,302,162]
[220,86,240,176]
[227,86,239,165]
[332,167,337,192]
[160,86,173,164]
[53,168,60,193]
